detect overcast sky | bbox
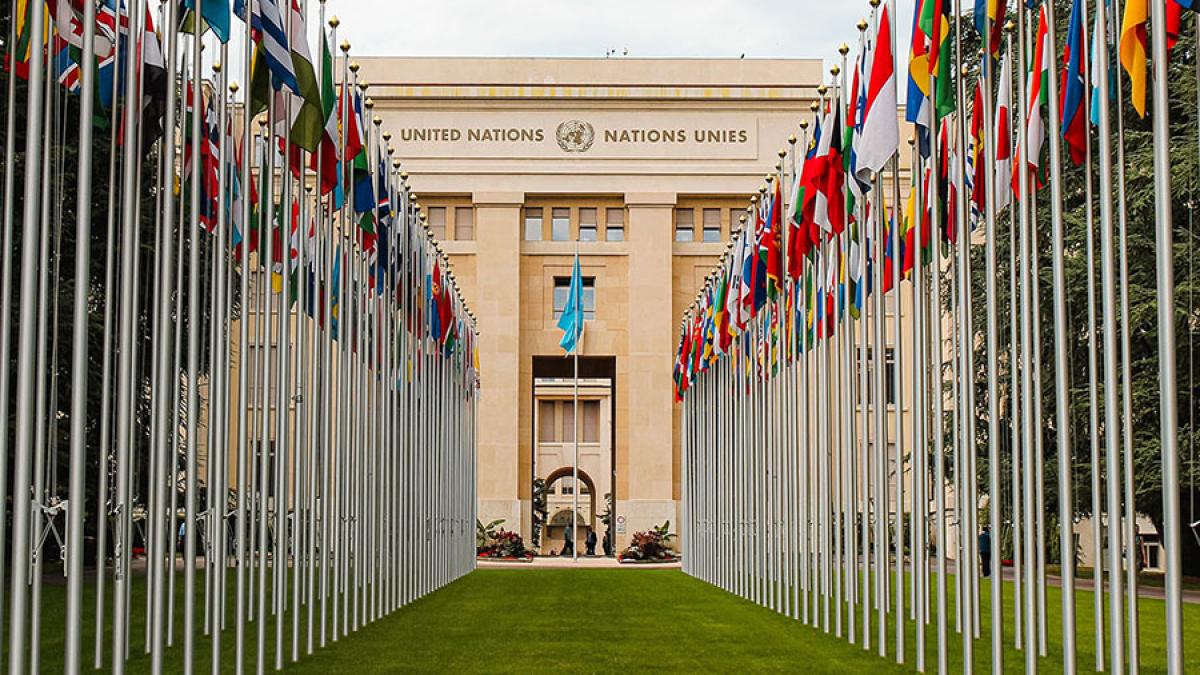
[318,0,916,72]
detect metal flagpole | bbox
[574,242,580,562]
[64,0,100,669]
[1148,0,1184,667]
[981,6,1005,672]
[1041,0,1078,669]
[1092,0,1125,665]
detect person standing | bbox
[562,526,574,557]
[585,529,597,556]
[979,525,993,577]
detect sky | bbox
[317,0,917,73]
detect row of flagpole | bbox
[677,0,1186,671]
[1,0,480,673]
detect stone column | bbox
[472,192,524,533]
[621,192,677,546]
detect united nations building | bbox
[356,56,858,552]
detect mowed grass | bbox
[7,567,1200,673]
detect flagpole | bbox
[1093,0,1126,665]
[573,242,580,562]
[63,0,101,668]
[982,6,1005,673]
[1082,6,1105,664]
[1148,0,1184,665]
[1041,0,1078,669]
[235,14,253,670]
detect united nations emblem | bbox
[556,120,595,153]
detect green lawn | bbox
[7,567,1200,673]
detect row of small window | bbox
[538,399,602,444]
[674,207,742,243]
[426,207,474,241]
[548,477,591,496]
[524,207,625,242]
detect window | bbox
[674,209,695,242]
[857,347,897,405]
[605,208,625,241]
[552,276,596,320]
[582,400,600,443]
[562,401,574,441]
[246,345,279,405]
[560,477,575,495]
[524,207,543,241]
[428,207,446,241]
[253,442,278,499]
[454,207,474,240]
[730,208,747,233]
[703,208,722,242]
[579,208,598,241]
[551,207,570,241]
[538,400,556,442]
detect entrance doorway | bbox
[531,356,616,556]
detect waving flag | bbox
[557,254,586,354]
[248,0,299,95]
[974,0,1008,58]
[857,4,899,175]
[920,0,955,118]
[1120,0,1147,117]
[182,0,232,43]
[763,179,783,301]
[970,77,986,218]
[309,27,341,196]
[1062,0,1088,166]
[906,0,932,151]
[1025,4,1050,181]
[995,47,1013,211]
[285,2,323,152]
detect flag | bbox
[907,0,933,150]
[814,92,846,237]
[921,0,955,118]
[787,129,814,276]
[857,4,899,175]
[1062,0,1088,166]
[763,179,783,300]
[974,0,1007,58]
[970,77,986,218]
[182,0,232,43]
[1025,4,1050,179]
[1120,0,1148,117]
[248,0,299,95]
[557,254,586,354]
[285,1,323,152]
[309,27,340,196]
[995,49,1013,212]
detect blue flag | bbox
[183,0,232,43]
[556,254,585,354]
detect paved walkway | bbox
[476,555,680,569]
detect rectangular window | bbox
[428,207,446,241]
[858,347,897,406]
[551,207,570,241]
[582,400,600,443]
[605,208,625,241]
[703,208,722,242]
[560,477,575,495]
[561,401,575,442]
[538,399,556,442]
[454,207,474,241]
[579,208,598,242]
[553,276,596,320]
[524,207,543,241]
[674,209,695,242]
[730,207,746,233]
